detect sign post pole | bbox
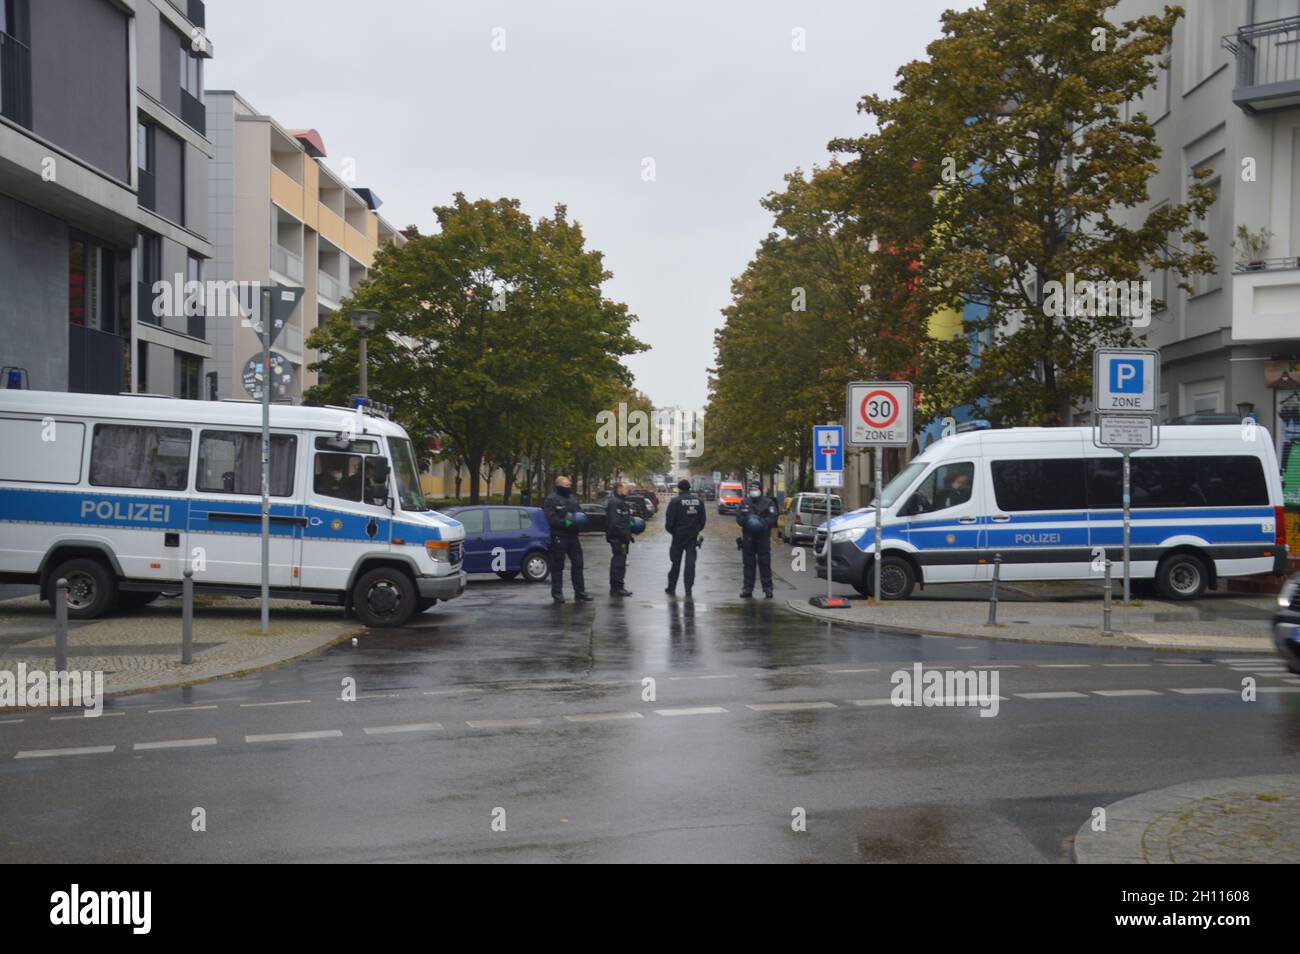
[875,448,883,603]
[809,424,848,609]
[1122,450,1131,606]
[260,288,271,634]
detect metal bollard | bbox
[1102,559,1114,638]
[987,553,1002,625]
[54,578,68,672]
[181,569,194,665]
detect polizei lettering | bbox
[80,499,171,524]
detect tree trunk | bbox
[467,449,484,504]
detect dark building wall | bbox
[0,193,70,390]
[154,126,184,225]
[159,20,182,116]
[27,0,130,182]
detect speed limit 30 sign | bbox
[847,381,913,446]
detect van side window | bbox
[1086,456,1267,508]
[0,418,84,484]
[197,431,296,496]
[315,452,363,501]
[90,424,190,490]
[990,459,1086,511]
[905,462,974,515]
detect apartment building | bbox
[1114,0,1300,503]
[0,0,214,396]
[204,90,406,404]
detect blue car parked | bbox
[439,505,551,583]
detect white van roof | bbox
[0,390,410,439]
[923,424,1271,456]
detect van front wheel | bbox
[1156,553,1208,601]
[351,567,417,627]
[869,555,915,600]
[49,558,117,620]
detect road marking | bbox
[133,738,217,750]
[1156,661,1212,666]
[363,723,443,735]
[422,688,482,697]
[1221,658,1282,664]
[668,675,736,681]
[1257,686,1300,694]
[654,706,728,716]
[149,705,219,714]
[1102,663,1151,668]
[355,693,401,700]
[466,718,542,729]
[1037,664,1090,669]
[15,745,115,759]
[50,711,123,720]
[504,683,579,691]
[746,701,837,712]
[1091,689,1161,697]
[1170,688,1237,695]
[563,712,644,723]
[0,719,23,724]
[849,699,894,707]
[1016,691,1088,700]
[827,668,880,674]
[240,700,311,709]
[245,730,341,742]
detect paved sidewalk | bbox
[1074,774,1300,863]
[787,588,1275,653]
[0,593,361,698]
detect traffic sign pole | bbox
[875,449,883,602]
[1123,452,1131,606]
[260,288,271,634]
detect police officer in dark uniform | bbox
[544,475,592,604]
[605,482,634,597]
[735,480,778,598]
[664,479,706,597]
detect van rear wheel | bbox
[1156,553,1208,601]
[351,567,417,627]
[49,558,116,620]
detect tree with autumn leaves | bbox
[708,0,1218,468]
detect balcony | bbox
[1224,16,1300,113]
[0,30,31,128]
[138,168,156,212]
[1230,263,1300,340]
[317,270,344,302]
[180,89,205,136]
[271,244,304,282]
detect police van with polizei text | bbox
[0,390,466,627]
[815,425,1286,601]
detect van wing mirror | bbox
[368,458,391,507]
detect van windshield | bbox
[389,437,428,512]
[879,462,928,509]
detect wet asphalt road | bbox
[1,517,1297,863]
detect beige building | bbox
[204,90,405,403]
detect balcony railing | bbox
[0,30,32,128]
[180,89,205,135]
[271,244,303,282]
[138,169,156,212]
[1224,16,1300,113]
[317,270,343,301]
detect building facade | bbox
[204,90,405,405]
[0,0,214,396]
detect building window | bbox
[176,352,202,400]
[68,237,118,334]
[137,121,152,172]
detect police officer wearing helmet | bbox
[664,479,706,598]
[605,482,635,597]
[735,479,778,598]
[544,475,592,604]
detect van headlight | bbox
[831,527,866,544]
[1278,575,1299,609]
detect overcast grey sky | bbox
[205,0,965,410]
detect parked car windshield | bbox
[388,437,428,512]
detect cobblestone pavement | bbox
[1074,774,1300,863]
[0,594,361,697]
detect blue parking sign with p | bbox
[1111,359,1142,394]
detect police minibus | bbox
[815,425,1286,601]
[0,390,466,627]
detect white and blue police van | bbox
[0,390,465,627]
[815,425,1286,601]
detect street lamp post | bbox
[349,309,380,399]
